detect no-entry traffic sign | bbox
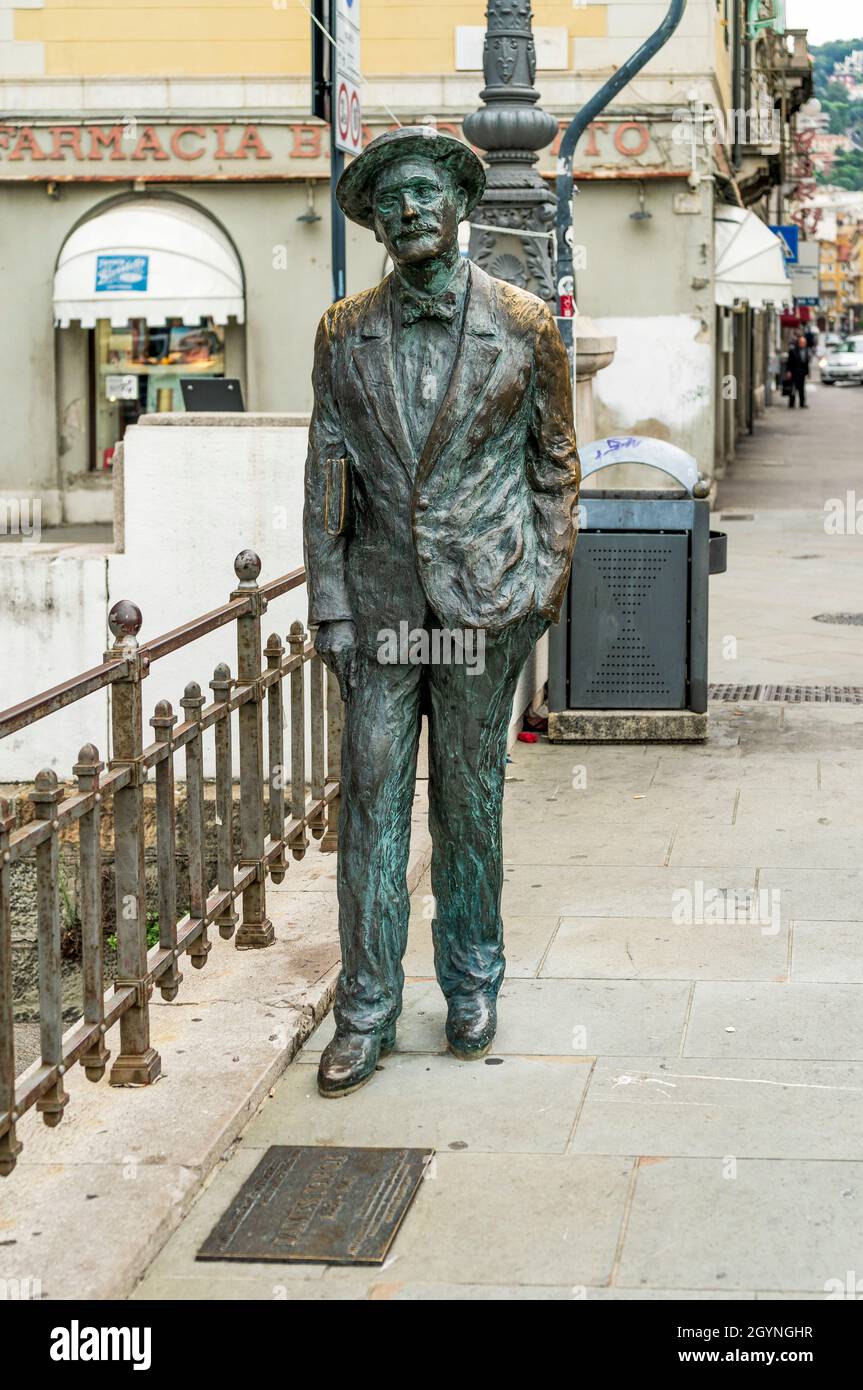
[334,0,362,156]
[336,79,361,151]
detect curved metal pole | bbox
[555,0,687,376]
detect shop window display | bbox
[93,318,226,470]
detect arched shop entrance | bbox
[53,196,245,472]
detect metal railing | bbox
[0,550,342,1177]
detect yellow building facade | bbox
[848,227,863,324]
[7,1,607,78]
[819,239,842,322]
[819,221,863,329]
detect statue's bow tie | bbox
[401,293,458,326]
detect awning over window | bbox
[714,206,792,309]
[54,198,245,328]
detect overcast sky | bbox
[785,0,863,47]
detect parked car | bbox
[819,336,863,385]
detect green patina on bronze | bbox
[303,126,581,1097]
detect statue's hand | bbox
[315,619,358,701]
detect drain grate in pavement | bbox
[196,1145,433,1266]
[719,513,755,521]
[710,684,763,701]
[813,613,863,626]
[709,684,863,703]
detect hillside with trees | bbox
[812,37,863,189]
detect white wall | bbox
[575,171,716,470]
[112,415,310,755]
[1,415,544,780]
[592,313,713,457]
[0,416,309,781]
[0,547,111,781]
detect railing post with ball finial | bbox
[105,599,161,1087]
[231,551,275,949]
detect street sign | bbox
[334,0,362,156]
[789,239,819,303]
[769,224,799,264]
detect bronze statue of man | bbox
[304,126,580,1097]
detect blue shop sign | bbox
[768,225,798,264]
[95,254,150,292]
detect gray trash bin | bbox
[548,436,727,741]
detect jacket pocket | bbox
[324,456,350,536]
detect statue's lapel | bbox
[416,262,501,490]
[351,277,417,482]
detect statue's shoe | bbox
[446,993,497,1060]
[317,1023,396,1098]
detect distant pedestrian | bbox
[784,334,810,409]
[805,325,817,350]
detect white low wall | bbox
[1,415,310,782]
[1,414,546,781]
[0,547,112,781]
[113,414,311,778]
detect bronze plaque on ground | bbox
[196,1145,434,1265]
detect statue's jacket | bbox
[303,260,581,647]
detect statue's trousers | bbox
[333,611,547,1035]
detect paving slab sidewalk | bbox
[131,700,863,1301]
[130,385,863,1302]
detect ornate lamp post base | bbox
[464,0,618,442]
[463,1,558,305]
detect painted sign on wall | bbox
[0,116,684,182]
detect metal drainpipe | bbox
[742,2,752,165]
[732,0,742,171]
[555,0,687,382]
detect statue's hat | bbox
[336,125,486,231]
